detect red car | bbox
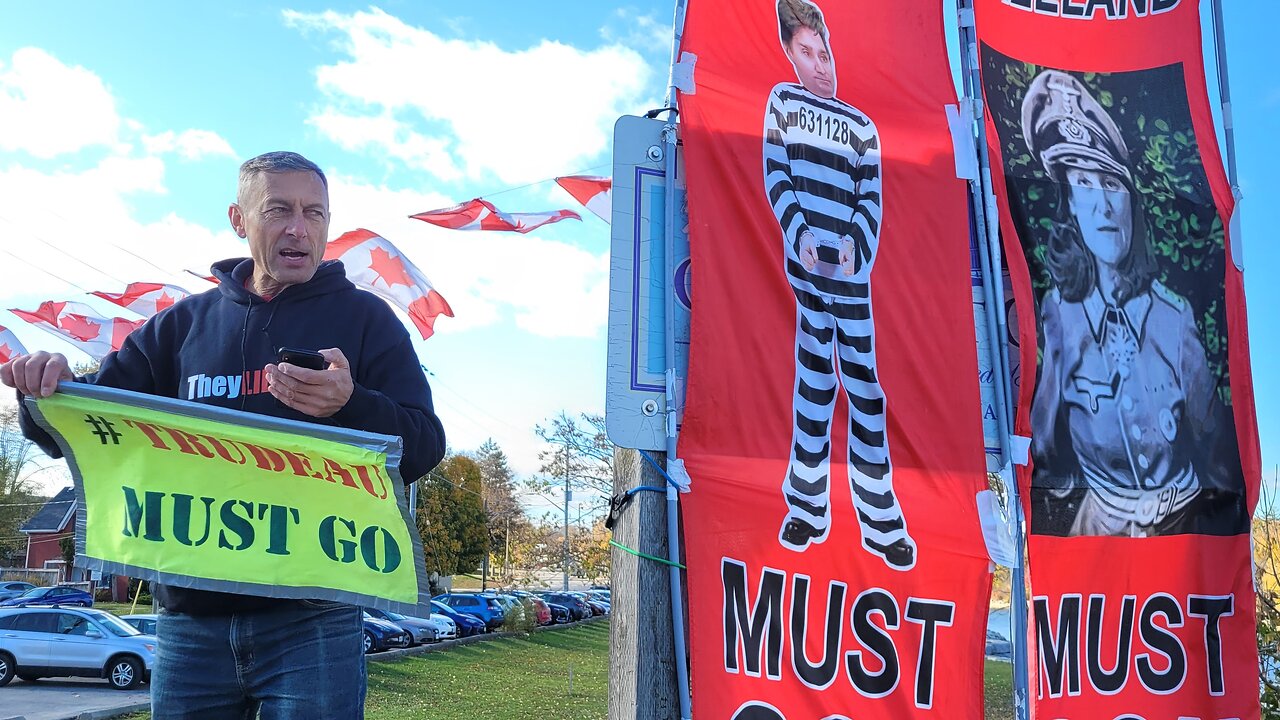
[511,592,552,625]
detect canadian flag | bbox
[0,325,28,364]
[555,175,611,223]
[410,198,580,234]
[323,229,454,340]
[91,282,191,317]
[185,270,219,286]
[9,301,144,361]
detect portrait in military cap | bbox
[980,47,1246,538]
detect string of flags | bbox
[0,325,26,364]
[8,301,144,361]
[2,170,613,361]
[554,175,611,224]
[411,197,581,234]
[323,229,454,340]
[91,282,192,317]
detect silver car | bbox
[0,606,155,689]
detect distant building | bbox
[20,486,75,577]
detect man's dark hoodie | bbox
[18,258,446,615]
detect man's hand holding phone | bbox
[267,347,353,418]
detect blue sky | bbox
[0,1,1275,516]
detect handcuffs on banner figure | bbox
[802,230,857,280]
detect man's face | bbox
[784,27,835,99]
[229,170,329,296]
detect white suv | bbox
[0,606,155,689]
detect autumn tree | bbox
[472,439,531,582]
[528,411,614,516]
[416,454,488,594]
[0,405,43,564]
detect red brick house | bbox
[20,487,131,600]
[20,486,75,576]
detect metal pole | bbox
[955,3,1030,719]
[1209,0,1239,188]
[564,443,571,592]
[481,495,489,591]
[662,1,693,717]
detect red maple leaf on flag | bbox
[368,246,414,289]
[154,292,176,313]
[59,314,101,342]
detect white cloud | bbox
[285,8,654,185]
[0,157,243,320]
[310,109,460,180]
[326,171,609,339]
[600,8,674,55]
[0,48,120,158]
[142,129,236,160]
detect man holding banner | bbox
[2,151,446,718]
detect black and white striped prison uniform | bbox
[762,82,911,555]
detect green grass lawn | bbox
[983,660,1016,720]
[366,621,609,719]
[115,624,1018,719]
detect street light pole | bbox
[481,494,489,592]
[563,442,571,591]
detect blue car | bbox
[430,600,485,637]
[433,593,506,631]
[361,612,410,654]
[0,582,36,602]
[0,585,93,608]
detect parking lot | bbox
[0,677,148,720]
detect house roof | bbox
[20,486,76,534]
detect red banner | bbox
[678,1,992,716]
[974,1,1261,717]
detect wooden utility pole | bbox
[608,448,678,719]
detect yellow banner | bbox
[25,384,428,613]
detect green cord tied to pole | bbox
[609,539,687,569]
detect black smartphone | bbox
[277,347,326,371]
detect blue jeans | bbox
[151,600,366,719]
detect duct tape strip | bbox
[1010,434,1032,466]
[1229,187,1243,271]
[673,52,698,95]
[947,100,979,180]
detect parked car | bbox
[427,613,457,641]
[544,602,571,625]
[491,594,527,627]
[541,592,591,621]
[0,585,93,608]
[120,614,157,635]
[361,613,410,654]
[576,591,610,616]
[985,629,1012,660]
[0,583,36,602]
[509,591,553,626]
[429,600,485,637]
[433,593,506,631]
[363,607,429,645]
[0,606,154,689]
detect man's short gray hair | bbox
[237,151,328,205]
